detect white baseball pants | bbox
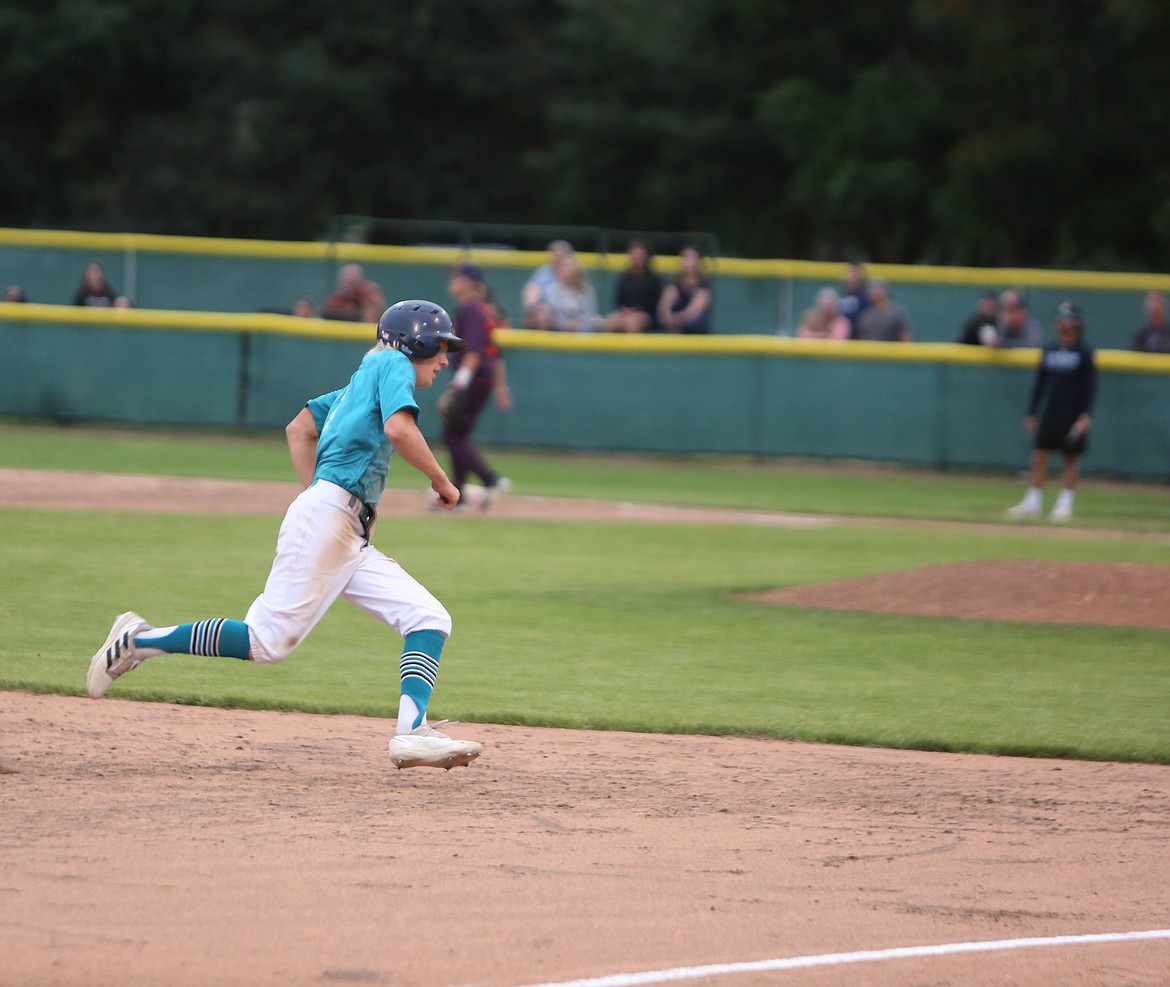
[244,480,450,663]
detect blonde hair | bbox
[560,257,588,292]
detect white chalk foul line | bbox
[514,929,1170,987]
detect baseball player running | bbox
[86,300,483,770]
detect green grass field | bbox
[2,421,1168,763]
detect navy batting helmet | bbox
[376,300,465,359]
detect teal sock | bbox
[399,629,445,729]
[135,619,252,660]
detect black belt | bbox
[346,494,377,545]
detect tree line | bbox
[3,0,1169,269]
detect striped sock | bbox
[398,629,446,730]
[134,619,252,660]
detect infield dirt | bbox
[3,692,1169,987]
[2,470,1169,986]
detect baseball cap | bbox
[1055,301,1084,322]
[452,262,483,283]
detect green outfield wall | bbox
[2,306,1168,479]
[4,227,1170,349]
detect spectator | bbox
[797,287,851,341]
[321,263,385,322]
[521,239,574,330]
[4,285,28,302]
[996,290,1043,348]
[1131,290,1170,353]
[1006,302,1097,523]
[292,297,319,318]
[113,294,133,308]
[439,263,513,507]
[604,239,663,333]
[657,246,714,334]
[854,279,912,342]
[837,262,869,337]
[956,290,1001,346]
[545,254,602,332]
[73,261,118,307]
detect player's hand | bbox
[438,387,468,425]
[433,478,460,510]
[1022,415,1036,435]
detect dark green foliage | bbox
[3,0,1170,265]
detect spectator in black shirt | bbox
[1131,291,1170,353]
[956,291,1001,346]
[604,240,662,333]
[73,261,119,307]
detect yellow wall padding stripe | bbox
[4,302,1168,374]
[0,302,372,342]
[6,226,1170,290]
[493,328,1170,373]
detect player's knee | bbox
[247,629,296,664]
[428,609,453,640]
[404,602,451,640]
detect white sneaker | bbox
[389,722,483,770]
[1050,503,1073,523]
[481,477,512,511]
[1005,501,1041,520]
[86,611,153,698]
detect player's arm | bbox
[1074,350,1098,434]
[453,350,482,381]
[448,302,486,390]
[493,359,514,411]
[1071,353,1090,432]
[1024,361,1047,431]
[384,409,460,509]
[285,406,320,488]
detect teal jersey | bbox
[306,348,419,507]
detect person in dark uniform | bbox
[1006,302,1097,523]
[439,263,513,507]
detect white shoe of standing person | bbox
[1005,500,1041,520]
[481,477,512,511]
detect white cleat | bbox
[1005,502,1041,520]
[1049,504,1073,523]
[86,611,153,698]
[481,477,512,511]
[389,722,483,770]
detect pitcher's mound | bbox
[742,560,1170,629]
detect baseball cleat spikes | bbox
[388,723,483,770]
[86,611,153,698]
